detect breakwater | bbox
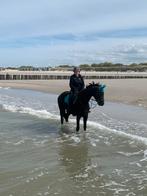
[0,71,147,80]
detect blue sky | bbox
[0,0,147,66]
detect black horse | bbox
[58,82,106,131]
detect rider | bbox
[69,67,85,107]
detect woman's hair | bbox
[73,67,80,72]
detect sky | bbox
[0,0,147,66]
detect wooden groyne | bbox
[0,71,147,80]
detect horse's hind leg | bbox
[60,111,69,124]
[64,113,69,122]
[61,115,64,124]
[60,111,64,124]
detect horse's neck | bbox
[78,88,93,104]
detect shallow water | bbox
[0,87,147,196]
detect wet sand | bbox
[0,79,147,108]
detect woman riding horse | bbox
[58,82,106,132]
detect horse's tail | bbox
[57,91,69,124]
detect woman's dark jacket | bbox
[69,74,85,94]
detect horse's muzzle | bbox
[97,101,104,106]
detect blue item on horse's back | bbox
[64,94,70,105]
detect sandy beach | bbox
[0,79,147,108]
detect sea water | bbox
[0,87,147,196]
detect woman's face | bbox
[74,68,80,75]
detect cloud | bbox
[1,0,147,66]
[1,38,147,66]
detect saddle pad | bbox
[64,94,70,105]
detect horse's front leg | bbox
[76,115,81,132]
[60,113,64,124]
[83,114,88,131]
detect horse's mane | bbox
[85,82,106,93]
[86,81,99,89]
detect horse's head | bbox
[86,82,106,106]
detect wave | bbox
[2,103,147,146]
[0,86,11,90]
[2,104,59,120]
[88,121,147,145]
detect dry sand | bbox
[0,79,147,108]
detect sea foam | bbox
[2,103,147,146]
